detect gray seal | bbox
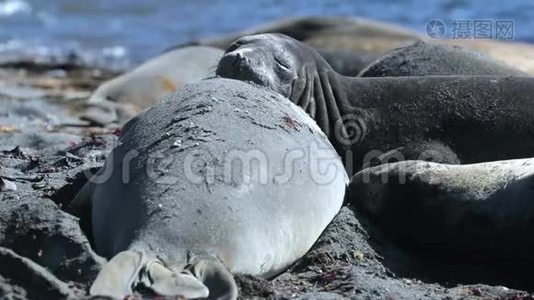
[75,78,347,299]
[318,49,379,76]
[185,16,413,76]
[348,159,534,262]
[192,16,419,52]
[216,34,534,174]
[83,46,223,125]
[358,41,527,77]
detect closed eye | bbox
[225,40,245,53]
[274,56,290,70]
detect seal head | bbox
[216,33,331,101]
[216,33,354,146]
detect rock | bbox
[0,247,80,299]
[0,178,17,191]
[0,194,105,290]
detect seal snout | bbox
[221,47,259,68]
[217,50,259,80]
[220,51,244,67]
[217,53,245,79]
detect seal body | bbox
[358,41,526,77]
[81,78,347,298]
[198,16,534,75]
[216,34,534,174]
[318,49,378,76]
[193,16,420,56]
[330,76,534,172]
[348,159,534,262]
[189,16,413,76]
[84,46,223,124]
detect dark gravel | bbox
[0,61,533,300]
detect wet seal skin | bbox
[216,33,534,174]
[74,78,347,299]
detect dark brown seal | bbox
[216,34,534,174]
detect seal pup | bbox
[348,158,534,262]
[216,34,534,174]
[75,78,347,299]
[359,41,527,77]
[83,46,223,125]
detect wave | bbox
[0,0,31,16]
[0,39,131,71]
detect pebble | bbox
[0,177,17,191]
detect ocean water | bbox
[0,0,533,69]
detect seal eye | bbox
[105,95,116,102]
[274,56,290,71]
[226,40,245,53]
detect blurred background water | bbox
[0,0,532,69]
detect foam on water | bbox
[0,38,130,70]
[0,0,31,16]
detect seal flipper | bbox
[145,261,209,298]
[90,250,144,298]
[193,259,238,300]
[91,251,210,299]
[81,100,118,126]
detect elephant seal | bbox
[83,46,223,125]
[216,34,534,174]
[318,49,378,77]
[358,41,527,77]
[75,78,347,299]
[192,16,419,53]
[348,159,534,262]
[436,38,534,75]
[184,16,413,76]
[193,16,534,74]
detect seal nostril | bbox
[219,53,239,69]
[222,53,241,67]
[234,53,242,66]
